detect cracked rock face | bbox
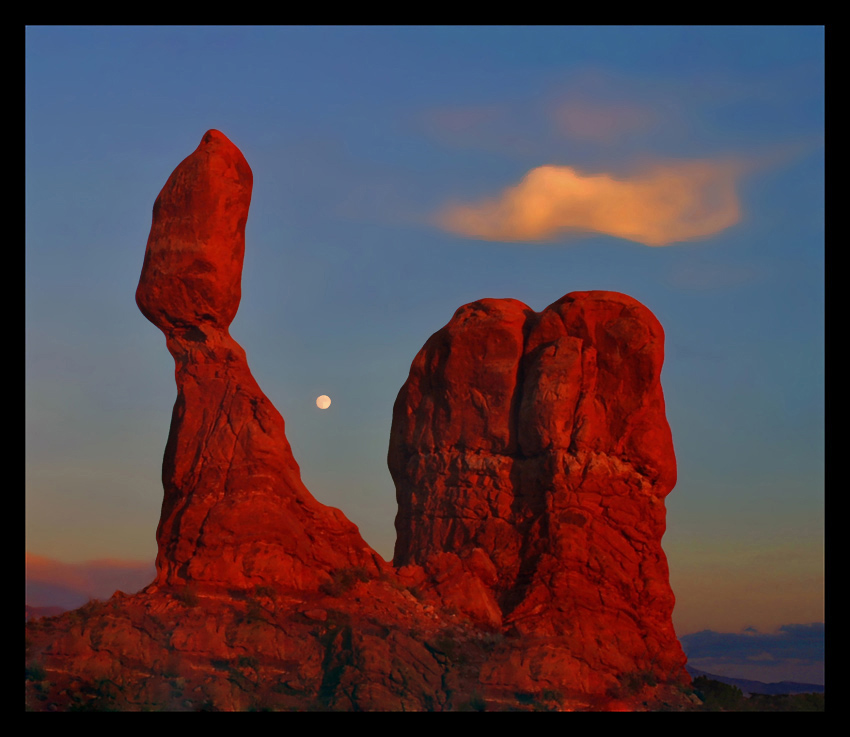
[389,291,688,688]
[136,130,382,592]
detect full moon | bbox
[316,395,331,410]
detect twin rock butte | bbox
[25,130,692,711]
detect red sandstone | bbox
[25,131,692,712]
[389,292,687,691]
[136,130,383,593]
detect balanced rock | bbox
[25,131,693,712]
[136,130,382,592]
[389,291,688,692]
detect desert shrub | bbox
[25,663,46,682]
[512,691,556,711]
[162,651,184,679]
[745,692,824,712]
[320,567,371,597]
[272,679,305,695]
[88,619,109,648]
[245,598,265,622]
[457,692,486,711]
[227,670,252,691]
[324,609,352,628]
[429,634,457,661]
[65,679,122,712]
[68,698,114,712]
[541,689,564,704]
[174,586,199,607]
[612,669,658,697]
[478,631,505,652]
[692,676,746,711]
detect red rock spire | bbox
[136,130,382,593]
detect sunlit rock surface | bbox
[25,131,691,712]
[389,291,688,694]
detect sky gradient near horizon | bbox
[26,26,824,665]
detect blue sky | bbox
[26,27,824,669]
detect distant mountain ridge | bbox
[25,604,67,622]
[686,665,824,696]
[25,554,156,608]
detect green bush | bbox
[541,689,564,704]
[744,692,824,712]
[692,676,746,711]
[612,670,658,697]
[25,663,46,682]
[457,692,486,711]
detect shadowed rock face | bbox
[389,291,686,688]
[136,130,382,592]
[25,131,692,712]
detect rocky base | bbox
[26,580,696,712]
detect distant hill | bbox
[26,554,156,608]
[686,665,824,696]
[25,604,68,621]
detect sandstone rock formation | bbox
[25,131,691,712]
[136,130,383,592]
[389,292,688,695]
